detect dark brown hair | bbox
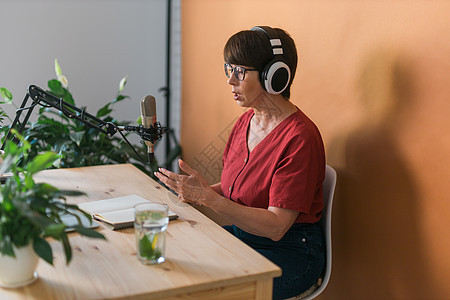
[224,27,298,99]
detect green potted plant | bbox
[0,131,105,288]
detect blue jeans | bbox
[223,223,325,300]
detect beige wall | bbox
[181,1,450,299]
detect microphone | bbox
[113,95,167,164]
[140,95,157,164]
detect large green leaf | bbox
[96,103,112,118]
[48,79,64,95]
[61,234,72,264]
[47,80,75,106]
[44,223,66,238]
[62,89,74,105]
[0,236,15,258]
[56,189,84,197]
[26,152,59,174]
[74,225,106,240]
[33,237,53,265]
[112,94,130,104]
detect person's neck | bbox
[252,94,297,128]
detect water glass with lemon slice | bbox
[134,202,169,264]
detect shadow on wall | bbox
[326,49,435,299]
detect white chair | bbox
[296,164,337,300]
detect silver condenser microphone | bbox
[140,95,157,163]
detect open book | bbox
[78,195,178,230]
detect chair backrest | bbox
[301,164,337,300]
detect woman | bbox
[155,26,325,299]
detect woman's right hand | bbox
[155,159,219,206]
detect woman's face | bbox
[227,64,265,108]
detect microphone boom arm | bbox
[1,85,168,156]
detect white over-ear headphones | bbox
[251,26,291,95]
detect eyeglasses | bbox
[224,63,258,81]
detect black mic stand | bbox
[1,85,168,165]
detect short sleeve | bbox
[269,132,321,214]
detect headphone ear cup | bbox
[261,59,291,95]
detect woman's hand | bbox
[154,159,216,205]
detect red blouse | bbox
[221,108,325,223]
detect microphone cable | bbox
[105,122,151,165]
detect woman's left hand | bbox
[154,159,216,206]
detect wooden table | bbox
[1,164,281,299]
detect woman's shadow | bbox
[326,49,434,299]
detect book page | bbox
[78,195,149,215]
[94,208,134,225]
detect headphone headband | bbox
[251,26,284,55]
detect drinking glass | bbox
[134,202,169,264]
